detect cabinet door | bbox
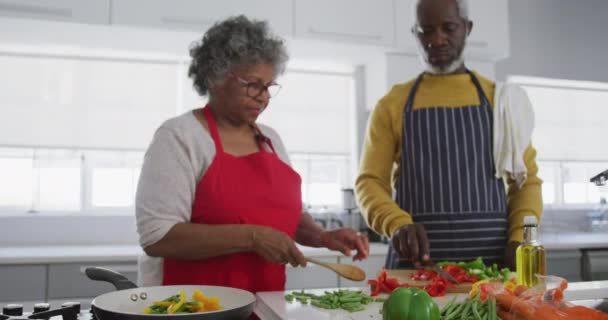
[465,0,509,60]
[393,0,417,53]
[294,0,395,46]
[338,255,385,288]
[546,250,582,282]
[47,262,138,299]
[0,265,46,302]
[394,0,509,60]
[0,0,110,24]
[286,257,339,289]
[111,0,293,37]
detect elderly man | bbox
[355,0,543,270]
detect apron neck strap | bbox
[202,106,276,154]
[202,105,224,153]
[252,125,277,153]
[406,70,490,112]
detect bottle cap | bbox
[523,215,538,227]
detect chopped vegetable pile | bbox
[437,257,512,282]
[142,289,223,314]
[285,289,384,313]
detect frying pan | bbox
[85,267,255,320]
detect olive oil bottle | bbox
[516,215,546,287]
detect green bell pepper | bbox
[382,287,440,320]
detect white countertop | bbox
[0,231,606,265]
[255,281,608,320]
[540,232,608,250]
[0,243,390,265]
[0,245,144,264]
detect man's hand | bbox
[504,240,520,270]
[391,224,430,268]
[320,228,369,261]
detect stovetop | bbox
[0,303,94,320]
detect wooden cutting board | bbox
[374,269,474,294]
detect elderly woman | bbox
[135,15,369,293]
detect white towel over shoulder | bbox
[493,83,535,189]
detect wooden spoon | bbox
[305,257,366,281]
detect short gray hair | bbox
[413,0,470,22]
[188,15,289,96]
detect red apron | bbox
[162,106,302,293]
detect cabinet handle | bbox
[161,16,214,28]
[80,265,138,275]
[467,40,489,48]
[0,3,71,18]
[307,27,383,41]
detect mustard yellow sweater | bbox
[355,71,543,243]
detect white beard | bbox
[416,40,467,75]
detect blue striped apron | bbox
[386,70,508,268]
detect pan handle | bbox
[84,266,138,291]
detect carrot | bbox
[513,285,528,296]
[497,308,525,320]
[532,304,568,319]
[561,305,608,320]
[495,292,535,318]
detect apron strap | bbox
[404,73,425,113]
[202,105,224,154]
[253,128,277,154]
[203,106,276,154]
[466,70,491,111]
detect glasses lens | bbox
[246,83,264,97]
[267,84,281,98]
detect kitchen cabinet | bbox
[0,265,46,302]
[394,0,510,60]
[286,257,339,289]
[547,249,583,282]
[582,249,608,281]
[47,262,138,299]
[294,0,395,47]
[0,0,110,24]
[111,0,293,37]
[338,254,385,288]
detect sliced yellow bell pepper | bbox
[167,290,187,314]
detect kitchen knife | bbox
[426,261,460,285]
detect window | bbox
[290,154,351,207]
[259,68,357,208]
[0,149,34,209]
[537,161,558,205]
[510,76,608,207]
[0,147,143,215]
[87,151,143,211]
[0,54,358,215]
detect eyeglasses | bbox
[231,74,282,98]
[411,21,466,37]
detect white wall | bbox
[497,0,608,83]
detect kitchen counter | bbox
[540,232,608,250]
[0,231,605,264]
[255,281,608,320]
[0,243,390,265]
[0,245,144,264]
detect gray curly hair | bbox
[188,15,289,96]
[413,0,470,21]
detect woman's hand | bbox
[251,225,306,267]
[320,228,370,261]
